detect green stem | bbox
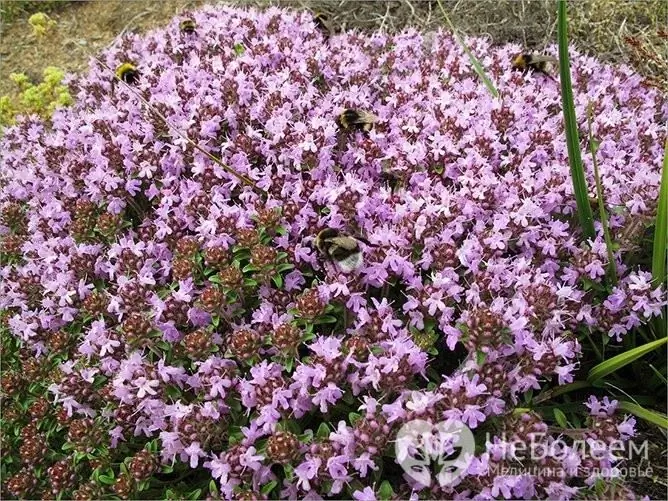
[586,102,618,285]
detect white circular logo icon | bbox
[395,418,475,487]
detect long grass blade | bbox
[617,400,668,430]
[558,0,595,241]
[652,137,668,287]
[436,0,499,99]
[586,103,617,284]
[587,336,668,383]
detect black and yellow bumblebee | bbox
[180,19,196,34]
[336,109,379,133]
[511,53,558,80]
[115,63,139,85]
[315,228,376,273]
[313,12,332,38]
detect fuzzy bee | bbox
[511,53,558,80]
[180,19,196,34]
[313,12,332,38]
[115,62,139,85]
[336,109,379,133]
[315,228,376,273]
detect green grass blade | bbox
[436,0,499,99]
[652,137,668,286]
[586,103,618,284]
[558,0,595,241]
[587,336,668,383]
[617,400,668,430]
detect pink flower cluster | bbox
[1,5,665,499]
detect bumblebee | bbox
[115,63,139,85]
[511,53,558,79]
[180,19,196,34]
[336,109,379,133]
[315,228,376,273]
[313,12,332,37]
[380,168,401,193]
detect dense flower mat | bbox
[1,5,666,500]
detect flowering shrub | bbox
[0,67,73,128]
[1,5,666,500]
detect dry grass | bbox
[1,0,666,96]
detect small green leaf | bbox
[378,480,394,500]
[316,423,330,439]
[553,408,569,428]
[233,43,246,55]
[276,262,295,273]
[98,474,115,485]
[261,481,278,496]
[475,350,487,366]
[272,274,283,289]
[349,412,362,425]
[313,315,338,324]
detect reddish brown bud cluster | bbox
[1,202,27,232]
[250,244,277,268]
[118,281,151,314]
[81,291,109,318]
[228,329,261,361]
[466,307,507,352]
[218,266,244,290]
[162,296,189,327]
[59,372,98,406]
[255,206,281,229]
[430,243,459,270]
[271,324,301,354]
[113,473,135,499]
[295,289,326,319]
[343,335,370,361]
[20,433,48,464]
[72,481,102,500]
[204,245,229,268]
[121,312,154,348]
[183,328,215,359]
[97,212,122,239]
[128,449,159,480]
[67,418,105,454]
[266,431,301,464]
[236,228,260,248]
[199,284,224,313]
[0,234,24,257]
[6,467,38,498]
[177,408,228,451]
[47,458,77,494]
[47,330,73,354]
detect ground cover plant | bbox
[1,4,666,500]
